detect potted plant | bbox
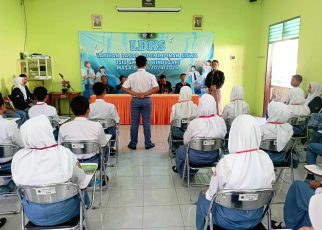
[62,80,70,93]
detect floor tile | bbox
[112,176,144,190]
[108,189,144,207]
[143,205,184,228]
[144,175,175,189]
[180,205,197,227]
[102,206,143,229]
[144,188,178,206]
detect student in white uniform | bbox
[260,101,293,165]
[122,55,159,150]
[286,74,305,104]
[288,87,311,136]
[196,115,275,230]
[11,115,87,227]
[88,82,120,152]
[222,86,250,126]
[95,66,106,82]
[58,96,108,165]
[173,94,226,178]
[0,95,23,192]
[169,86,198,152]
[81,61,96,100]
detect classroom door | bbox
[263,39,299,115]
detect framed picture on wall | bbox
[91,15,102,29]
[192,15,203,30]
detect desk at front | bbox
[90,94,200,125]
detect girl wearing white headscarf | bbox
[260,101,293,165]
[11,115,86,226]
[222,86,250,124]
[173,94,227,178]
[11,74,34,111]
[196,115,275,230]
[306,82,322,113]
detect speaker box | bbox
[142,0,155,7]
[249,0,257,2]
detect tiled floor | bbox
[0,125,315,230]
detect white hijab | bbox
[305,82,322,105]
[230,86,245,116]
[171,86,197,121]
[265,101,294,151]
[14,76,27,100]
[183,94,226,143]
[288,88,311,116]
[12,115,77,186]
[206,115,275,200]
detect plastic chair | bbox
[90,118,119,165]
[182,138,223,200]
[61,141,108,208]
[0,143,21,215]
[16,183,90,230]
[288,115,310,143]
[309,193,322,230]
[260,139,295,183]
[168,117,195,157]
[204,189,275,230]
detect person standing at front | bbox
[122,56,159,150]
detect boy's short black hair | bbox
[70,96,89,116]
[19,73,27,78]
[93,82,106,96]
[160,75,166,80]
[33,87,48,101]
[212,60,219,65]
[206,60,212,64]
[84,60,90,66]
[119,75,126,81]
[191,65,196,69]
[180,73,186,77]
[136,55,147,68]
[292,74,303,83]
[0,93,3,107]
[99,66,106,70]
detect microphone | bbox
[59,73,65,80]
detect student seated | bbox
[169,86,197,152]
[174,73,191,94]
[305,82,322,113]
[286,74,305,104]
[172,94,226,178]
[271,180,322,229]
[11,115,87,227]
[58,96,108,165]
[260,102,293,165]
[222,85,250,126]
[0,95,23,192]
[101,75,114,94]
[88,82,120,153]
[158,75,172,94]
[288,88,311,135]
[116,75,127,94]
[196,115,275,230]
[1,93,27,127]
[10,74,34,112]
[28,87,59,138]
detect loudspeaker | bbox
[142,0,155,7]
[249,0,257,2]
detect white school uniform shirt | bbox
[287,88,311,117]
[12,115,85,186]
[286,87,305,104]
[122,69,158,95]
[58,117,108,159]
[82,67,96,85]
[183,94,227,144]
[260,101,294,152]
[206,115,275,201]
[0,115,23,163]
[95,72,105,82]
[88,99,120,123]
[28,102,59,121]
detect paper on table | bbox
[79,163,98,189]
[105,134,112,142]
[5,117,20,122]
[304,164,322,176]
[59,116,71,125]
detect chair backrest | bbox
[16,183,80,205]
[171,117,195,130]
[0,144,21,159]
[61,141,101,156]
[189,138,223,152]
[91,118,116,129]
[288,116,310,126]
[260,139,294,152]
[213,189,275,211]
[309,193,322,230]
[3,96,15,109]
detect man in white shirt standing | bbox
[88,82,120,154]
[58,96,108,165]
[122,56,159,150]
[81,61,96,100]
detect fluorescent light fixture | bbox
[116,7,181,12]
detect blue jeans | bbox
[3,110,27,127]
[129,97,152,147]
[306,143,322,165]
[83,84,93,100]
[105,126,117,148]
[266,150,286,165]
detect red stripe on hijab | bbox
[31,144,58,150]
[235,148,258,154]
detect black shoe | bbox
[110,149,116,156]
[128,144,136,150]
[172,166,178,173]
[0,218,6,228]
[271,220,286,229]
[101,176,109,187]
[306,173,315,181]
[145,143,155,150]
